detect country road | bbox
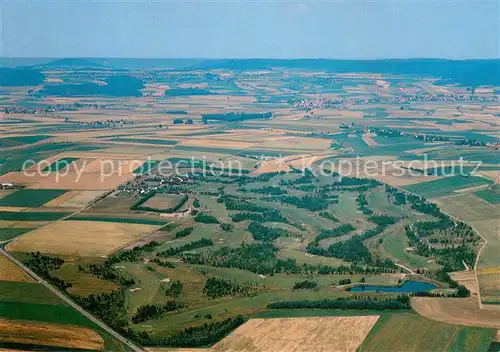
[0,247,144,352]
[395,263,416,275]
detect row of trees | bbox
[203,277,260,299]
[128,315,246,347]
[132,301,185,324]
[182,242,397,276]
[271,194,332,211]
[25,252,72,290]
[248,222,293,242]
[194,213,219,224]
[175,227,194,238]
[319,211,340,223]
[268,295,411,310]
[157,238,214,257]
[107,241,161,265]
[218,194,272,213]
[164,280,183,297]
[314,223,356,242]
[292,280,318,290]
[230,210,288,224]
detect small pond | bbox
[349,280,437,293]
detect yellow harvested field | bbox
[0,255,33,282]
[0,206,27,212]
[179,139,253,149]
[1,221,49,229]
[0,221,18,228]
[81,158,143,174]
[479,267,500,275]
[0,171,136,190]
[58,190,106,208]
[252,153,337,174]
[0,190,16,199]
[288,154,336,169]
[253,157,292,174]
[412,297,500,329]
[450,270,479,295]
[7,220,160,256]
[213,316,379,352]
[475,170,500,180]
[362,133,378,147]
[0,319,104,350]
[454,184,490,193]
[43,191,81,207]
[258,136,331,151]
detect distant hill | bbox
[40,75,145,97]
[186,59,500,88]
[38,58,107,69]
[0,67,45,86]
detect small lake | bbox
[349,280,437,293]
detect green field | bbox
[111,137,178,146]
[0,300,127,350]
[0,189,67,207]
[474,189,500,204]
[0,211,70,221]
[0,300,94,326]
[133,160,160,175]
[42,157,79,171]
[0,228,34,242]
[404,176,492,199]
[0,135,52,148]
[250,310,495,352]
[67,215,167,225]
[0,281,65,305]
[359,312,495,352]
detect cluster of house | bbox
[2,103,107,115]
[294,92,496,110]
[73,119,134,127]
[115,174,189,197]
[0,182,22,190]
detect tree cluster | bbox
[267,295,410,310]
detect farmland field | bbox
[358,311,495,352]
[7,220,162,256]
[0,135,52,148]
[0,228,34,242]
[43,157,80,171]
[213,316,379,352]
[403,176,493,199]
[0,210,70,221]
[0,189,67,207]
[0,318,104,351]
[0,255,33,282]
[142,193,187,211]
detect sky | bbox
[2,0,499,59]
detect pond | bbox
[349,280,437,293]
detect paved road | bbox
[0,248,144,352]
